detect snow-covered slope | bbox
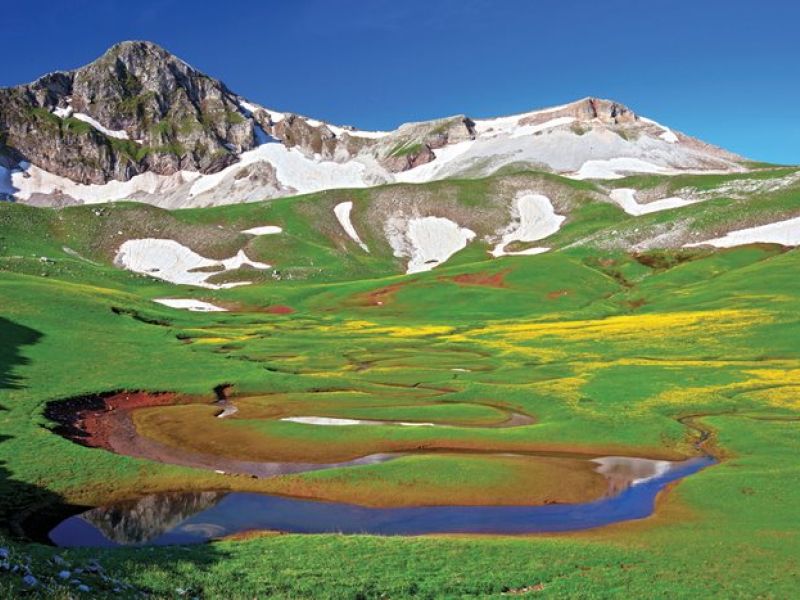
[2,76,747,209]
[491,193,565,257]
[387,216,476,274]
[685,216,800,248]
[115,239,270,288]
[334,201,369,251]
[609,189,696,216]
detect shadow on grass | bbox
[0,319,231,593]
[0,317,42,391]
[0,434,82,540]
[0,432,231,595]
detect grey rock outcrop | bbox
[0,41,255,184]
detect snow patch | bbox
[509,116,576,139]
[11,162,201,203]
[473,101,573,137]
[71,113,130,140]
[327,123,390,139]
[188,143,370,198]
[334,201,368,251]
[660,130,679,143]
[388,216,476,274]
[241,225,282,236]
[239,100,285,123]
[52,106,73,119]
[609,188,695,216]
[9,143,375,206]
[491,193,565,257]
[641,117,678,144]
[574,158,671,180]
[115,239,270,289]
[685,216,800,248]
[153,298,228,312]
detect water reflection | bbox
[49,455,714,547]
[592,456,672,496]
[80,491,226,545]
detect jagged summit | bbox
[0,41,746,208]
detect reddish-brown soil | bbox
[263,305,295,314]
[46,391,180,451]
[446,269,510,288]
[546,289,571,299]
[351,282,409,307]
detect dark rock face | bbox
[0,41,254,184]
[380,116,476,173]
[269,114,339,159]
[0,39,697,201]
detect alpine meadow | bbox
[1,12,799,599]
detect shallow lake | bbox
[49,456,714,547]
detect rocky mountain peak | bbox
[0,42,746,208]
[0,40,255,184]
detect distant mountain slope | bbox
[2,167,798,285]
[0,41,748,208]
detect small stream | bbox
[48,456,714,547]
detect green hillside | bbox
[1,168,799,598]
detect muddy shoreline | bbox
[34,390,720,547]
[45,390,683,479]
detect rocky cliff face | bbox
[0,41,255,184]
[0,40,746,208]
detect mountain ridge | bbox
[0,40,747,208]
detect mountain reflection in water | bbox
[80,491,226,545]
[49,455,714,547]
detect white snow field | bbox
[152,298,228,312]
[574,157,671,180]
[609,188,695,216]
[10,162,203,205]
[471,102,573,137]
[490,193,565,257]
[281,417,436,427]
[115,239,270,288]
[685,216,800,248]
[10,99,745,207]
[187,143,374,199]
[334,201,369,251]
[240,225,282,235]
[388,216,476,274]
[10,144,379,208]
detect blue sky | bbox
[2,0,798,164]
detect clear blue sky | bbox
[2,0,798,164]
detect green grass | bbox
[1,173,800,597]
[388,141,424,157]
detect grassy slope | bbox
[1,171,799,598]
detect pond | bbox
[49,456,714,547]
